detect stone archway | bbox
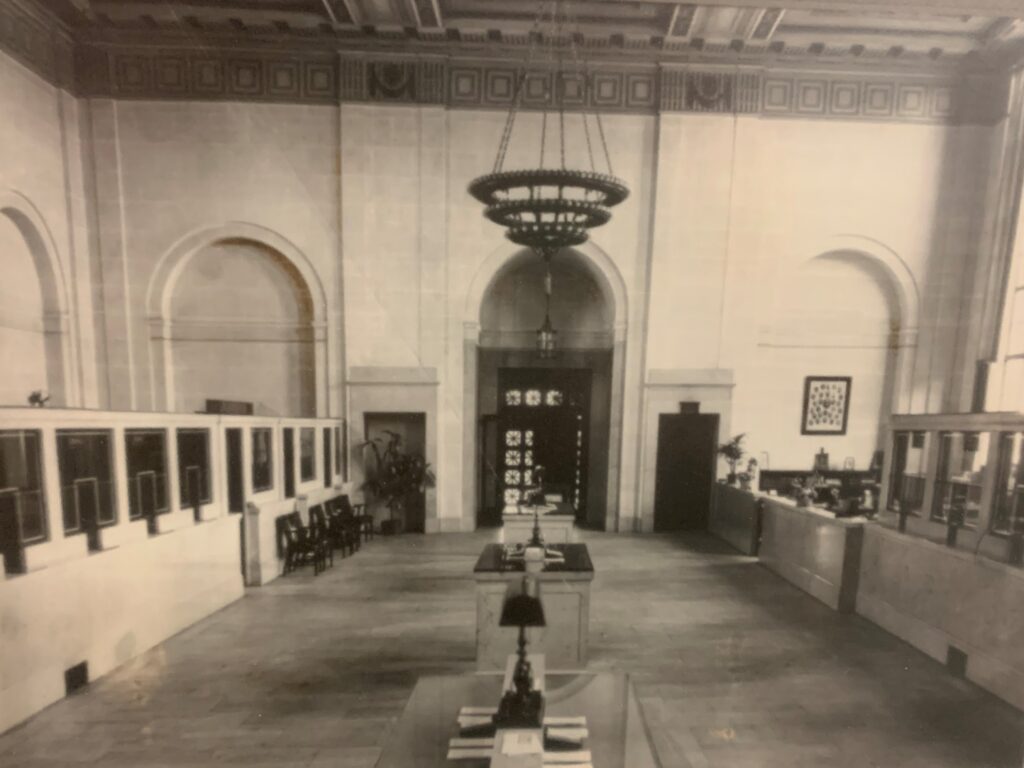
[0,190,76,407]
[786,235,920,417]
[753,235,920,468]
[462,241,629,532]
[147,223,329,415]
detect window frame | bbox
[0,429,48,546]
[299,427,316,482]
[991,431,1024,536]
[56,429,117,534]
[251,427,274,493]
[176,428,213,510]
[124,428,170,521]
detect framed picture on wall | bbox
[801,376,852,435]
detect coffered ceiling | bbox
[36,0,1024,69]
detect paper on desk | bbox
[449,737,494,748]
[459,706,497,715]
[543,716,586,727]
[542,751,592,764]
[545,727,588,741]
[446,747,492,760]
[501,731,543,756]
[457,715,494,728]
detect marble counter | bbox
[757,493,867,613]
[473,544,593,670]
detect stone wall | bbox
[0,45,1003,530]
[857,524,1024,711]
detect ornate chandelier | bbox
[468,0,629,356]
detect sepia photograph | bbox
[0,0,1023,765]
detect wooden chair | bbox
[307,504,334,569]
[332,496,363,554]
[326,499,358,556]
[279,513,320,575]
[341,494,374,541]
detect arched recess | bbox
[147,223,329,416]
[755,235,919,466]
[462,240,629,532]
[465,240,628,336]
[0,190,76,407]
[798,235,918,417]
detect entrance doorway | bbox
[496,368,591,521]
[654,412,719,531]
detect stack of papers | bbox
[446,743,592,766]
[448,711,590,765]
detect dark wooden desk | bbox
[375,672,659,768]
[473,543,594,574]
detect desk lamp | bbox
[494,576,546,728]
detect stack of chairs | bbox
[279,494,376,577]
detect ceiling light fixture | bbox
[468,0,629,357]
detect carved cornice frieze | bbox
[0,19,1012,126]
[0,0,75,90]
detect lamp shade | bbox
[499,577,546,628]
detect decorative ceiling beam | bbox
[667,4,697,39]
[636,0,1024,15]
[407,0,441,29]
[750,9,785,41]
[318,0,338,24]
[335,0,359,26]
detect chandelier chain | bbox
[561,7,596,173]
[556,3,566,170]
[493,0,549,174]
[538,0,560,169]
[563,0,614,177]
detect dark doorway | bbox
[654,412,719,531]
[478,415,500,527]
[364,412,427,533]
[323,427,332,488]
[282,428,295,499]
[496,368,591,520]
[226,428,244,513]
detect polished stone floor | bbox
[1,530,1022,767]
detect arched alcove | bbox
[161,238,317,416]
[480,248,614,349]
[468,245,626,532]
[148,223,330,416]
[0,194,72,407]
[752,246,912,468]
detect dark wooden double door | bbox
[487,368,591,524]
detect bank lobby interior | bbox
[2,0,1024,765]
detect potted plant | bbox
[360,431,436,535]
[737,457,758,491]
[717,433,746,485]
[791,472,823,508]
